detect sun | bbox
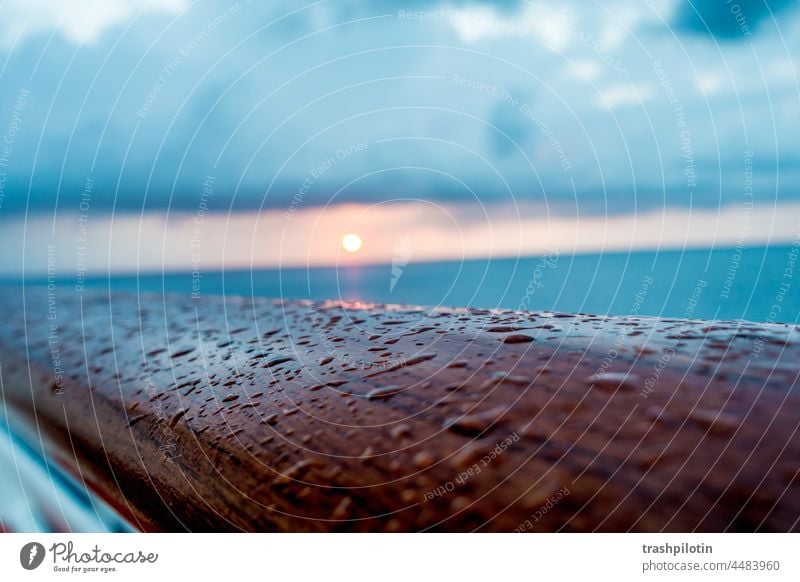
[341,232,363,253]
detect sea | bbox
[78,244,800,324]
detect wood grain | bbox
[0,286,798,531]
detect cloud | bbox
[596,83,655,109]
[0,0,187,48]
[486,92,535,156]
[0,0,798,219]
[445,3,573,50]
[672,0,796,39]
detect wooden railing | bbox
[1,286,798,531]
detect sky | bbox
[0,0,798,274]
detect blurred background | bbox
[0,0,799,530]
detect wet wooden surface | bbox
[0,286,799,531]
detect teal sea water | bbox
[83,244,800,324]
